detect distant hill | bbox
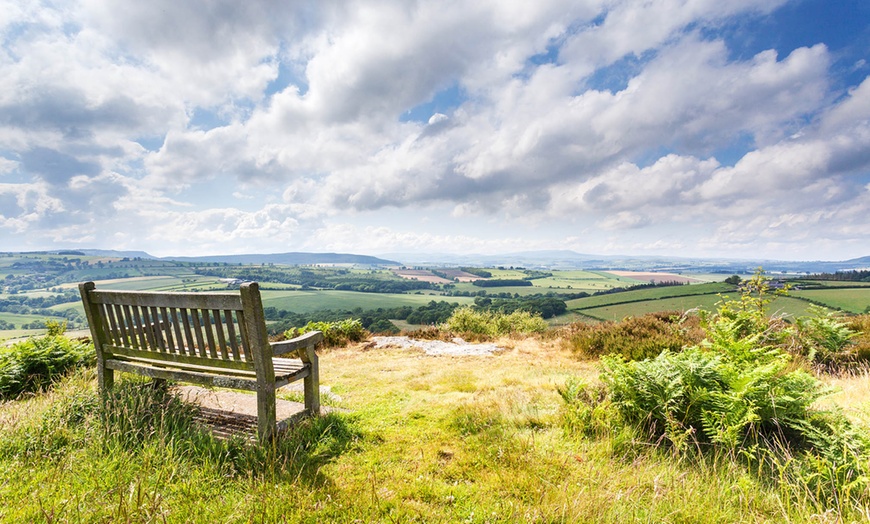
[844,256,870,266]
[162,252,399,266]
[379,251,870,274]
[81,249,156,259]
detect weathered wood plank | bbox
[271,331,324,357]
[203,310,219,358]
[170,308,185,355]
[179,308,196,357]
[225,310,242,361]
[213,309,230,360]
[106,360,260,391]
[236,309,251,362]
[191,309,208,358]
[240,282,277,442]
[89,289,242,310]
[104,344,255,372]
[131,306,149,349]
[78,282,114,392]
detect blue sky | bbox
[1,0,868,261]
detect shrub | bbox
[0,332,94,399]
[845,314,870,363]
[795,305,857,368]
[286,318,366,348]
[563,311,703,361]
[441,307,547,338]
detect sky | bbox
[1,0,869,261]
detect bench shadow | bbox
[175,387,362,488]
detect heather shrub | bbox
[845,314,870,362]
[563,311,703,361]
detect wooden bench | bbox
[78,281,323,442]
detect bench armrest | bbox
[270,331,324,361]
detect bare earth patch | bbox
[370,335,504,356]
[392,269,453,284]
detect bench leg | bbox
[150,378,168,393]
[257,383,277,444]
[97,360,114,396]
[304,359,321,415]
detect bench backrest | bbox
[79,281,272,373]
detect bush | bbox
[563,311,703,361]
[795,306,857,368]
[441,307,548,338]
[845,314,870,363]
[0,332,94,399]
[564,269,870,505]
[286,318,367,348]
[367,318,399,334]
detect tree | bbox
[724,275,741,285]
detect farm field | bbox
[603,270,704,284]
[578,293,814,321]
[566,282,733,310]
[0,312,55,341]
[260,289,476,314]
[795,280,870,288]
[792,288,870,314]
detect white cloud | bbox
[0,0,868,260]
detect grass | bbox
[792,288,870,314]
[3,333,870,521]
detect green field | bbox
[792,288,870,314]
[260,289,476,314]
[579,293,814,321]
[0,312,58,341]
[566,282,733,310]
[449,269,638,296]
[793,280,870,288]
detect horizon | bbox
[5,247,868,266]
[1,1,869,261]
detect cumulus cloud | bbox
[0,0,868,259]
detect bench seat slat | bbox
[106,354,309,381]
[106,344,254,372]
[106,360,260,391]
